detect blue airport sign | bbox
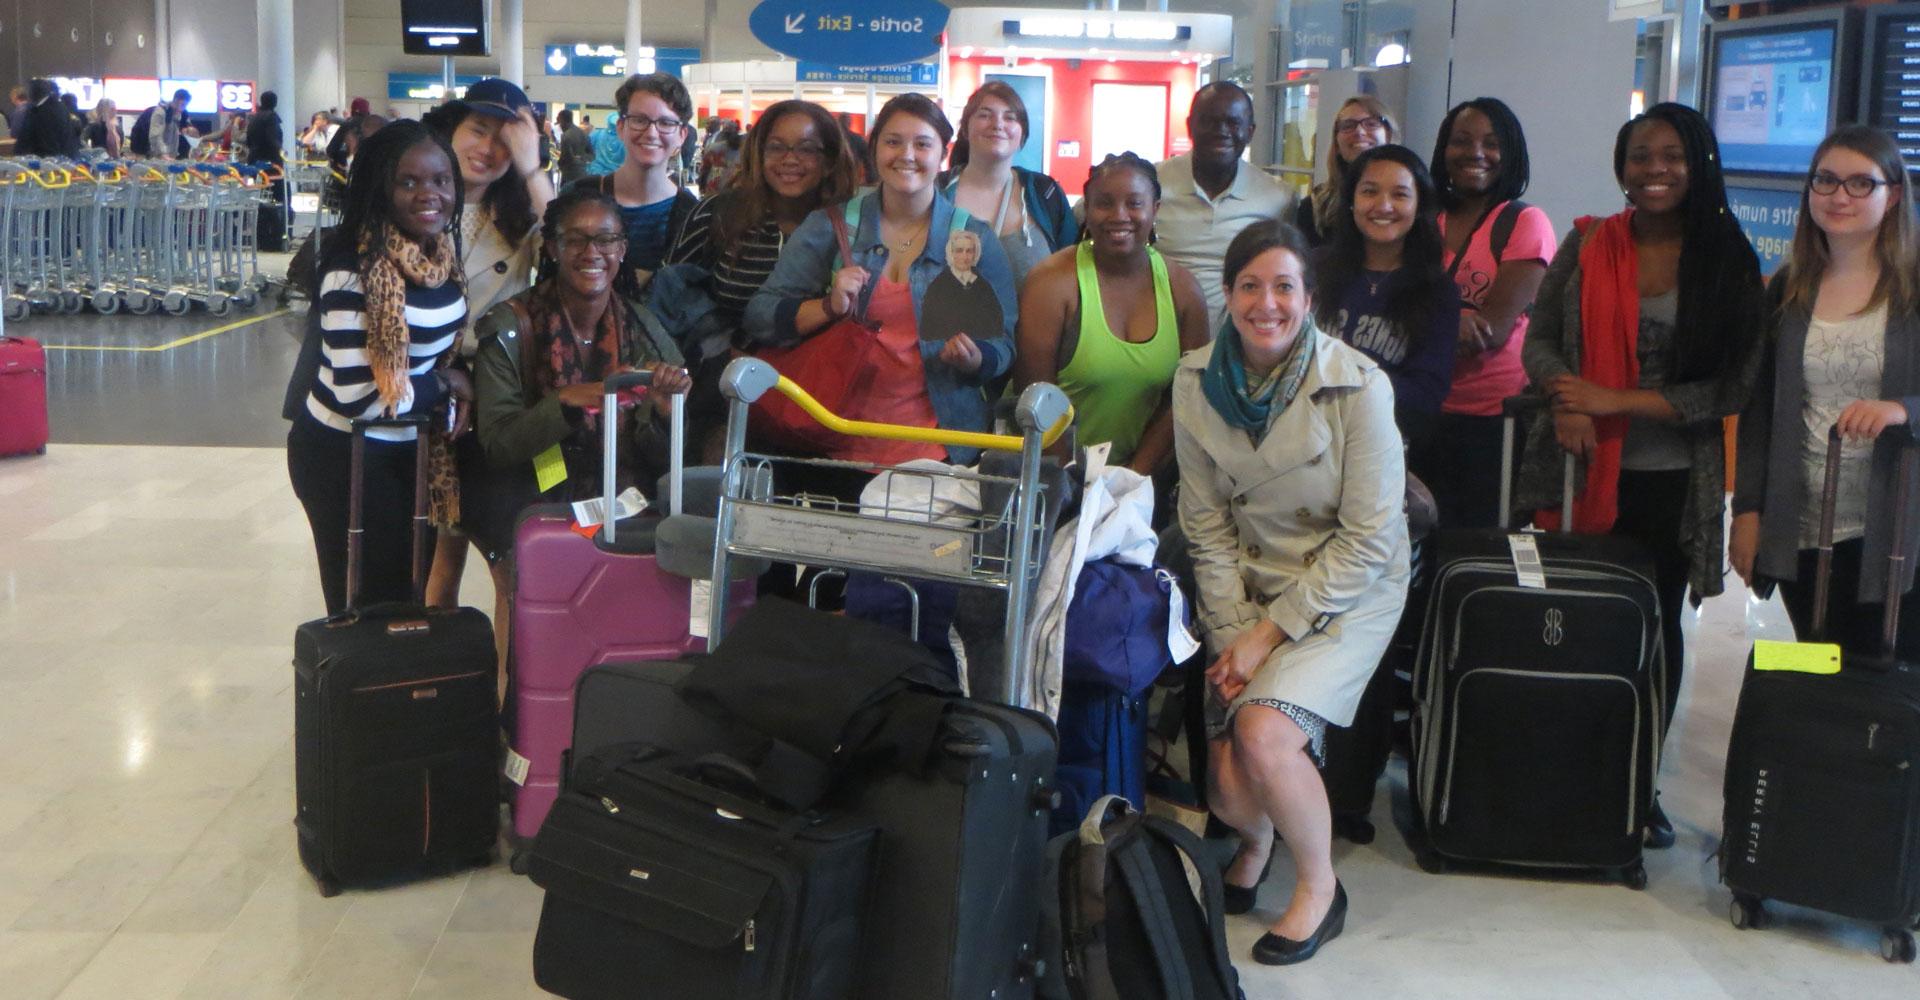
[796,61,939,86]
[542,45,701,81]
[749,0,949,67]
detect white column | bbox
[500,0,526,85]
[257,0,296,126]
[625,0,645,81]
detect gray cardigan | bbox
[1733,277,1920,603]
[1516,226,1762,600]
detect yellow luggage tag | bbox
[1752,639,1842,675]
[533,444,567,493]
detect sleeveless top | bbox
[1057,244,1181,464]
[839,276,944,467]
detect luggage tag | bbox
[503,747,532,786]
[533,444,567,493]
[1752,639,1842,675]
[572,487,648,528]
[1507,534,1548,589]
[1158,568,1203,663]
[688,579,712,639]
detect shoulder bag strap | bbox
[1444,201,1501,283]
[1143,814,1242,996]
[1490,200,1529,262]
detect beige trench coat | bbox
[1171,337,1410,727]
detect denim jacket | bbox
[744,188,1018,464]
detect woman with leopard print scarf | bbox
[285,120,474,616]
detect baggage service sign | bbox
[749,0,949,67]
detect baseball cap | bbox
[349,97,371,116]
[463,78,532,121]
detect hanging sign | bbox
[749,0,950,67]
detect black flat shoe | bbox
[1252,882,1347,966]
[1221,852,1273,916]
[1644,799,1675,850]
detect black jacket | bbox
[15,98,79,158]
[245,110,284,166]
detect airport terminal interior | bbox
[5,0,1920,997]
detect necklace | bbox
[1364,269,1391,296]
[887,216,930,253]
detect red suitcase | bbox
[504,371,753,866]
[0,335,49,457]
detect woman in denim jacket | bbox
[744,93,1017,471]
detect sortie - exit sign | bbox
[749,0,950,68]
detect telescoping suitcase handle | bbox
[1498,394,1576,531]
[1808,423,1918,659]
[600,368,687,545]
[345,412,436,613]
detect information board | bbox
[1712,27,1836,175]
[1865,11,1920,172]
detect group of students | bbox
[279,68,1920,967]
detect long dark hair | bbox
[1431,97,1531,210]
[421,100,536,248]
[714,100,857,249]
[1613,102,1761,381]
[1315,144,1447,343]
[323,119,464,268]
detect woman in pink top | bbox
[1424,97,1557,528]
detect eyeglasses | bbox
[616,113,686,134]
[765,141,826,163]
[1334,116,1389,135]
[556,233,627,254]
[1808,171,1899,198]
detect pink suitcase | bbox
[0,335,50,458]
[504,371,753,861]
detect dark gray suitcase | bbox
[567,659,1059,999]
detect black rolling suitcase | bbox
[292,415,500,896]
[1721,427,1920,963]
[528,742,878,1000]
[1407,399,1664,887]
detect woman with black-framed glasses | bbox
[568,72,699,291]
[1294,96,1397,247]
[1734,124,1920,658]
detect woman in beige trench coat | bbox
[1171,219,1409,967]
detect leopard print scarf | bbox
[360,225,463,527]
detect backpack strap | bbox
[1489,199,1530,264]
[1060,795,1130,1000]
[1141,814,1243,998]
[1110,833,1199,1000]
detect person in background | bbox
[842,128,872,186]
[1426,97,1556,528]
[556,109,593,187]
[1734,124,1920,659]
[327,97,374,174]
[420,79,555,615]
[1314,144,1459,448]
[667,98,860,457]
[1014,153,1209,473]
[14,79,80,159]
[247,91,288,251]
[1518,103,1764,849]
[1155,82,1296,323]
[6,86,28,139]
[940,81,1078,292]
[569,72,698,291]
[59,94,86,141]
[1174,219,1407,967]
[285,120,472,616]
[145,88,195,160]
[1295,96,1395,248]
[85,99,121,158]
[299,111,336,158]
[587,112,625,176]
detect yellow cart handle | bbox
[722,357,1073,453]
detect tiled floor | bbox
[3,305,1917,996]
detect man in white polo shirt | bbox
[1155,83,1296,322]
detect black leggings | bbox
[1778,538,1920,661]
[287,414,432,615]
[1609,468,1690,737]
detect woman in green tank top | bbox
[1014,154,1210,472]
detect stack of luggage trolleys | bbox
[523,356,1077,1000]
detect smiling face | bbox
[451,113,511,194]
[1333,103,1388,164]
[390,140,457,242]
[875,112,943,199]
[1620,119,1689,217]
[1351,159,1417,249]
[760,111,828,202]
[1083,165,1158,258]
[1187,88,1254,172]
[618,91,687,169]
[965,95,1024,164]
[1444,108,1501,198]
[1808,145,1899,243]
[549,201,626,300]
[1228,247,1312,368]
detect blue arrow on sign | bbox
[749,0,950,68]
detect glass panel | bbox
[1288,0,1349,72]
[1361,0,1414,68]
[1278,81,1319,194]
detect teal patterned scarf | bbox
[1201,315,1319,443]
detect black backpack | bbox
[129,106,156,156]
[1039,796,1245,1000]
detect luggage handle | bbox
[345,413,436,614]
[1810,423,1918,658]
[600,368,687,545]
[1499,395,1574,532]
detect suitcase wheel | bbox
[1332,814,1376,845]
[1414,847,1449,875]
[1728,895,1766,931]
[1881,928,1917,964]
[509,848,531,877]
[314,875,341,898]
[1621,863,1648,891]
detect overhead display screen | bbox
[1712,26,1837,175]
[1865,11,1920,172]
[401,0,491,57]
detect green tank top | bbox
[1057,243,1180,464]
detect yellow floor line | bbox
[41,308,292,353]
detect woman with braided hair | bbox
[286,120,475,615]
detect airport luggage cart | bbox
[0,162,78,319]
[705,356,1073,706]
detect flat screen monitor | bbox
[1862,3,1920,174]
[401,0,491,58]
[1707,13,1848,176]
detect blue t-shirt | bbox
[620,196,679,273]
[1327,269,1460,439]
